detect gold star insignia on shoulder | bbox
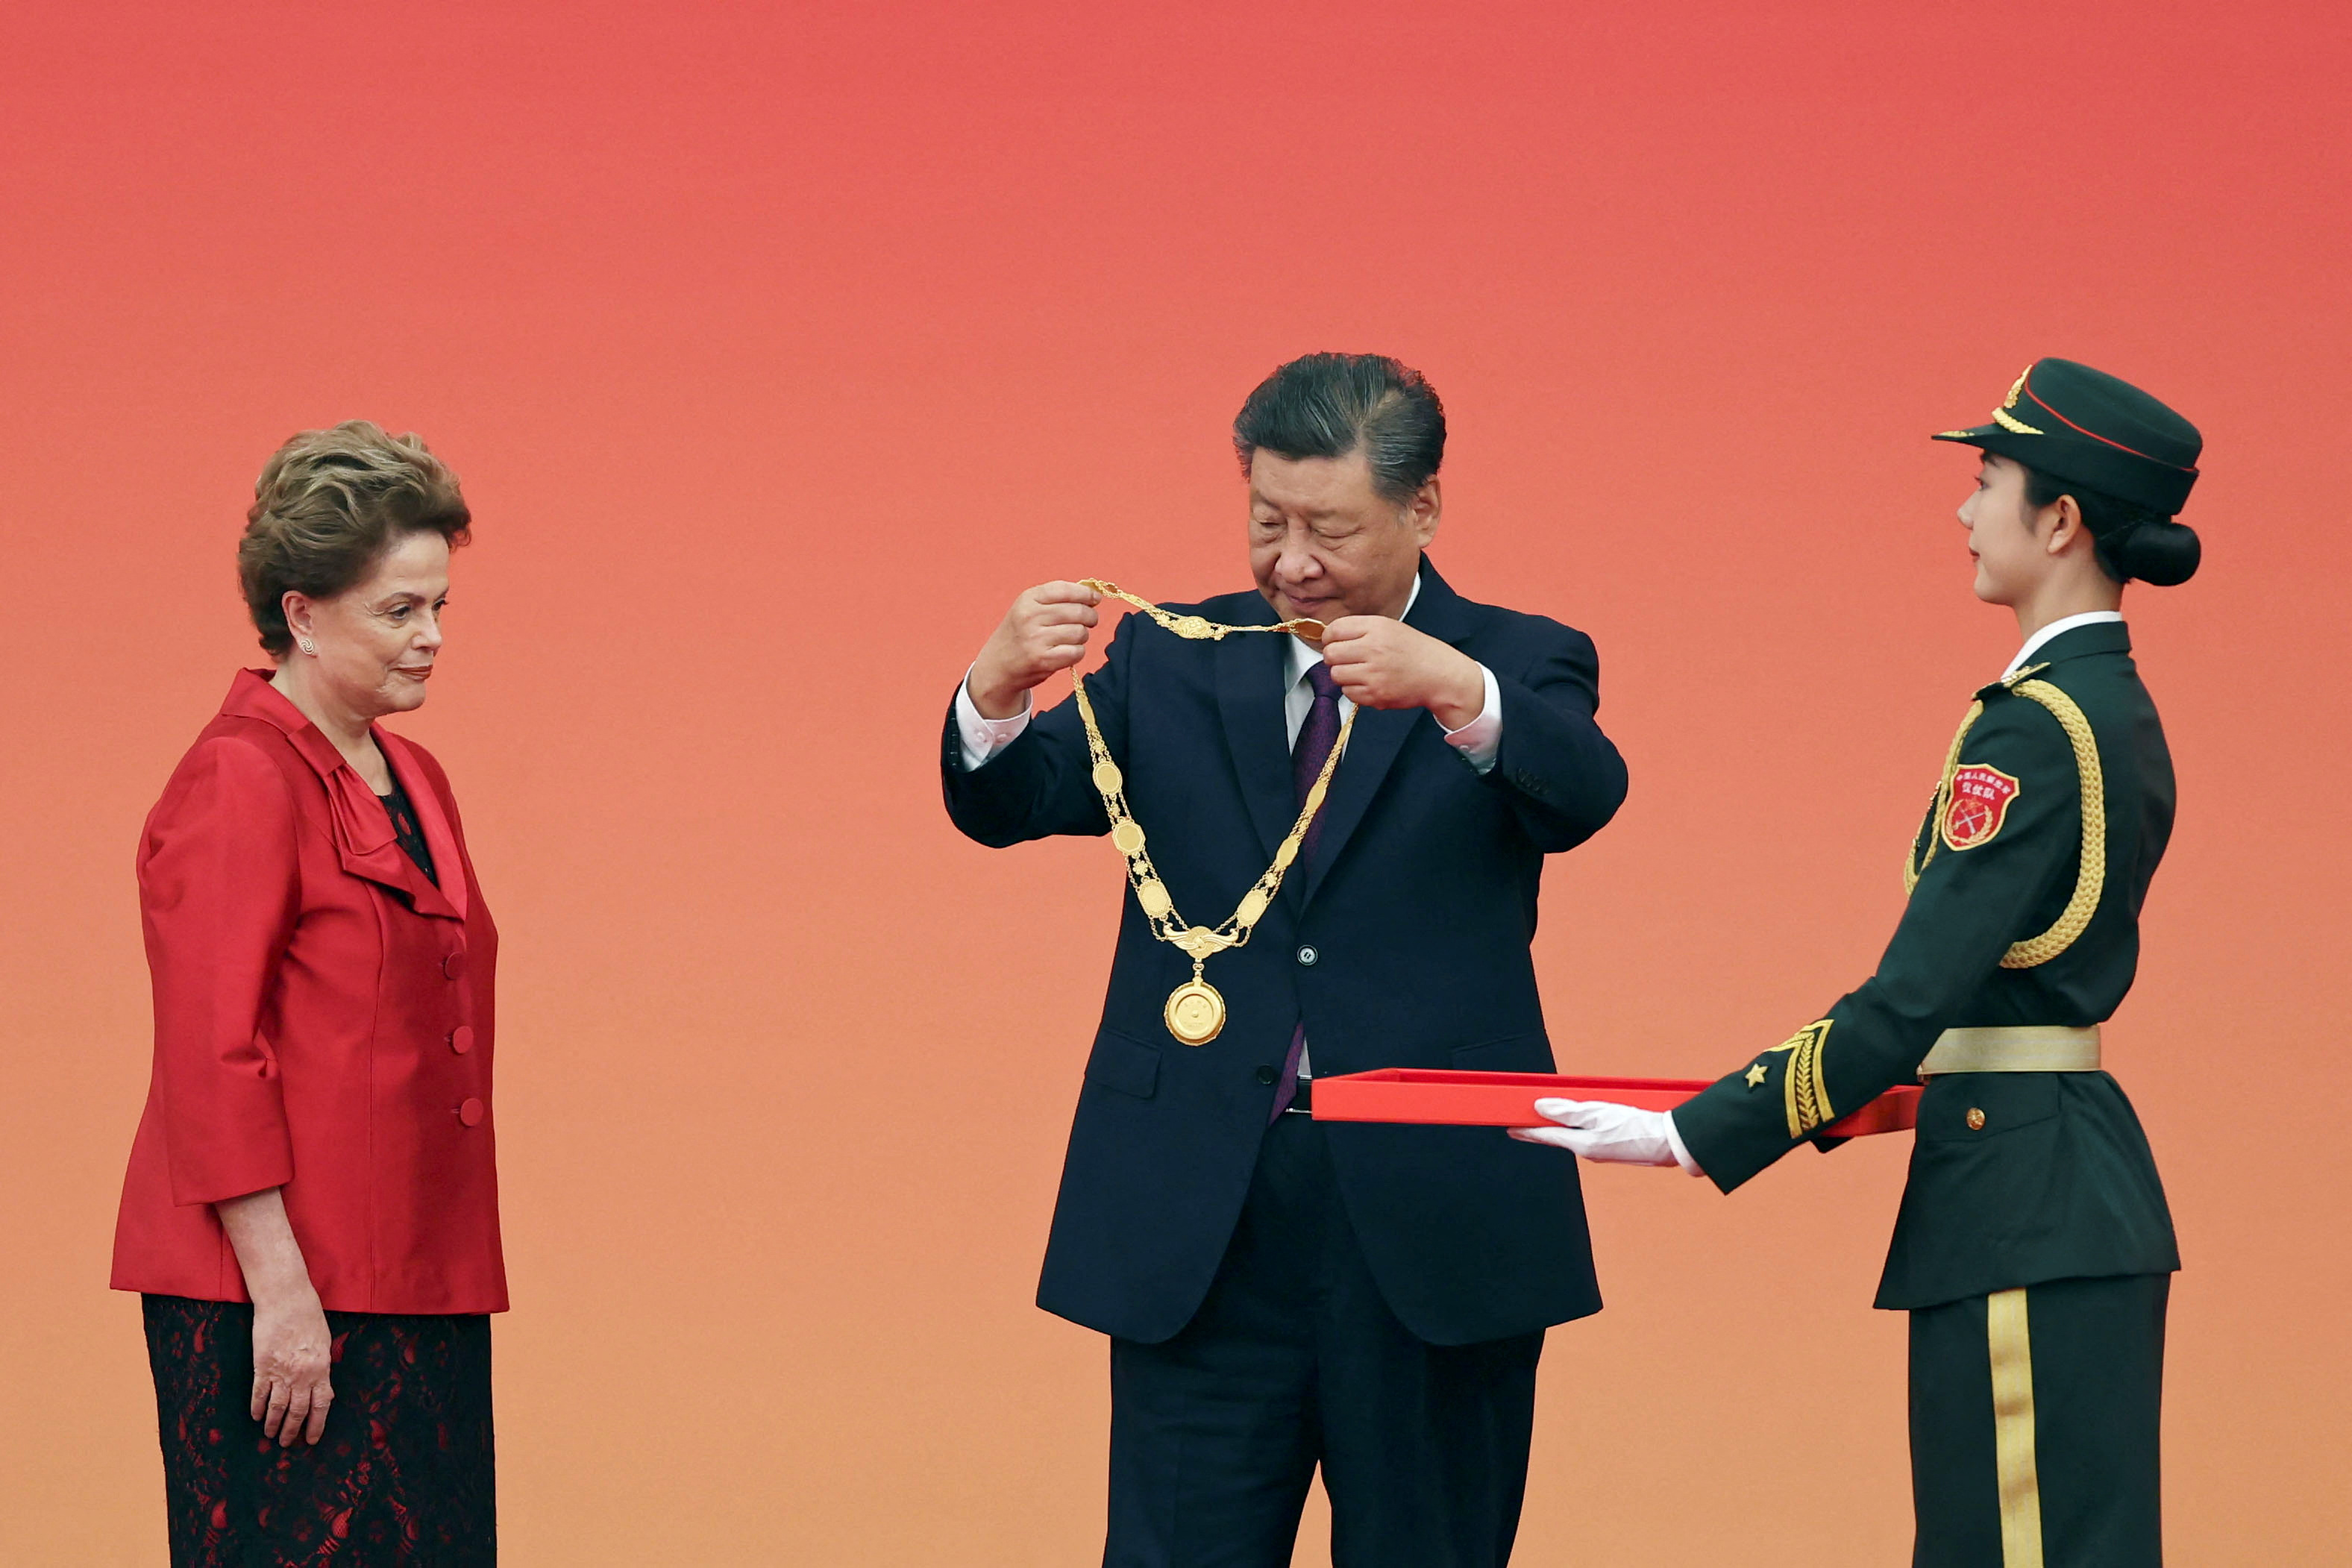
[1745,1063,1769,1088]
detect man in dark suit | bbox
[942,353,1628,1567]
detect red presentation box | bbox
[1311,1070,1920,1140]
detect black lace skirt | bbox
[142,1294,495,1566]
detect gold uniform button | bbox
[1966,1108,1987,1131]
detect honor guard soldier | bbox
[1518,359,2204,1567]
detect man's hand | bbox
[1509,1099,1682,1167]
[968,581,1103,718]
[1320,617,1484,728]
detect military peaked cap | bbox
[1935,358,2201,515]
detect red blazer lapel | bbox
[377,731,468,921]
[218,671,464,921]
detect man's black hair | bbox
[1232,353,1445,505]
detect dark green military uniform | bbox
[1674,361,2204,1567]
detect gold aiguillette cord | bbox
[1068,580,1349,1047]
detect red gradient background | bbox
[4,4,2347,1561]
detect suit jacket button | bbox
[1966,1107,1986,1131]
[443,951,468,981]
[1296,945,1319,966]
[1255,1064,1278,1085]
[459,1097,486,1127]
[450,1025,475,1055]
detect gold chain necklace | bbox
[1082,578,1329,642]
[1068,581,1349,1046]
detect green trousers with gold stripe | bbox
[1909,1274,2168,1567]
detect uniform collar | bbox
[2003,610,2124,680]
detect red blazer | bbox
[111,671,507,1314]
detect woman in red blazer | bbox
[113,421,504,1566]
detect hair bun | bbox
[2113,518,2201,586]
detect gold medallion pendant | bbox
[1068,579,1352,1047]
[1164,978,1227,1045]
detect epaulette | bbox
[1973,661,2050,700]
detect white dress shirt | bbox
[1660,608,2130,1179]
[953,580,1506,1081]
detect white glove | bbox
[1510,1099,1689,1170]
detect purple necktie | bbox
[1270,662,1342,1119]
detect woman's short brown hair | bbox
[237,421,472,656]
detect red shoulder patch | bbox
[1941,763,2022,850]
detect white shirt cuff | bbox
[1663,1111,1705,1178]
[1439,663,1503,774]
[954,669,1032,771]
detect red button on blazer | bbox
[110,671,507,1314]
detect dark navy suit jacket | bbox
[941,560,1628,1345]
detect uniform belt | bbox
[1283,1077,1314,1114]
[1918,1025,2101,1076]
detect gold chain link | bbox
[1067,581,1349,1032]
[1081,579,1329,642]
[1070,667,1349,976]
